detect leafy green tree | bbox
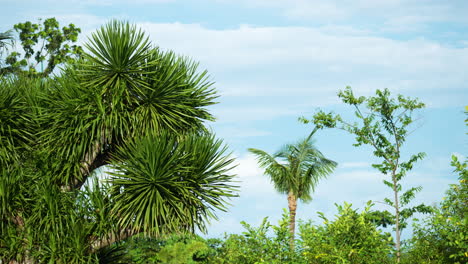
[2,17,82,76]
[0,20,236,263]
[307,87,432,262]
[298,202,393,264]
[248,130,337,248]
[402,111,467,264]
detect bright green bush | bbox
[122,234,216,264]
[212,210,299,264]
[298,202,393,264]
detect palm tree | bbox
[0,30,14,51]
[0,30,14,74]
[0,20,237,262]
[40,20,218,190]
[248,128,337,248]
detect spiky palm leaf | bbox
[130,49,217,135]
[39,21,219,188]
[80,20,153,99]
[247,148,290,194]
[0,76,36,165]
[109,131,237,236]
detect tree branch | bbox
[89,228,138,253]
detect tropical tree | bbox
[2,18,82,77]
[248,129,337,248]
[308,87,432,262]
[0,20,237,263]
[0,30,14,69]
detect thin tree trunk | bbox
[287,191,297,250]
[392,176,401,263]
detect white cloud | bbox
[227,0,468,29]
[232,153,277,198]
[138,22,468,77]
[137,22,468,110]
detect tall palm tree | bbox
[248,128,337,248]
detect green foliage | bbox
[298,202,393,264]
[96,243,131,264]
[403,155,468,264]
[38,20,217,189]
[0,20,237,263]
[2,17,83,76]
[120,236,161,263]
[117,234,216,263]
[308,87,430,261]
[213,210,299,264]
[200,204,392,264]
[0,167,105,263]
[156,237,211,264]
[110,131,237,236]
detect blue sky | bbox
[2,0,467,239]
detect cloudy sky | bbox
[2,0,467,238]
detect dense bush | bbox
[402,155,468,264]
[298,202,393,264]
[212,210,297,264]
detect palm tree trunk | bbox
[287,191,297,250]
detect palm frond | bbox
[81,20,152,98]
[249,134,337,202]
[130,49,217,136]
[248,148,290,194]
[109,131,237,236]
[0,30,14,50]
